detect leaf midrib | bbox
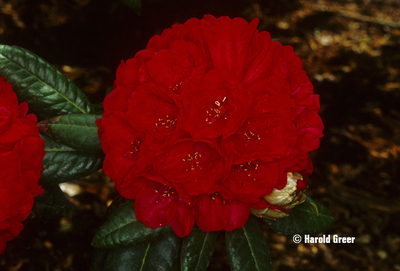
[243,226,261,270]
[0,47,87,114]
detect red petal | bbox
[147,24,187,52]
[282,45,303,77]
[169,198,195,237]
[294,101,324,152]
[135,183,179,228]
[118,176,157,200]
[127,82,179,145]
[194,193,232,232]
[181,69,252,139]
[153,140,227,196]
[100,112,149,186]
[0,106,11,134]
[290,71,316,114]
[103,85,135,114]
[182,18,214,71]
[114,58,141,88]
[251,199,269,209]
[223,160,283,203]
[0,79,18,116]
[224,200,250,231]
[200,15,259,78]
[146,40,206,94]
[223,91,296,162]
[18,102,29,119]
[243,34,286,88]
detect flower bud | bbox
[251,172,307,219]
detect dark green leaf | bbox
[104,242,149,271]
[226,216,272,271]
[38,114,102,153]
[91,200,173,249]
[93,104,104,114]
[139,231,181,270]
[91,248,109,271]
[181,224,218,271]
[103,231,181,271]
[263,197,334,238]
[0,45,94,119]
[40,133,103,184]
[121,0,141,15]
[30,184,68,219]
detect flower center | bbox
[155,115,177,129]
[237,161,259,181]
[205,96,228,125]
[124,140,141,157]
[154,185,175,201]
[182,151,202,171]
[239,127,261,141]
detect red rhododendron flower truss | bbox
[97,15,324,237]
[0,77,45,254]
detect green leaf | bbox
[93,104,104,114]
[121,0,141,15]
[226,216,272,271]
[103,242,149,271]
[38,114,102,153]
[103,231,181,271]
[263,197,334,238]
[40,133,103,184]
[181,224,218,271]
[139,231,181,270]
[30,184,68,219]
[91,248,109,271]
[0,45,94,119]
[91,200,173,249]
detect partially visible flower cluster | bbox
[0,77,45,254]
[97,15,323,237]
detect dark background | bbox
[1,0,400,270]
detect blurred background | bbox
[0,0,399,270]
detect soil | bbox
[0,0,399,270]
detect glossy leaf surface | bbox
[91,200,173,249]
[40,133,103,184]
[264,197,334,238]
[0,45,94,119]
[181,224,218,271]
[226,216,272,271]
[38,114,102,153]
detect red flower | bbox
[97,15,323,237]
[0,77,45,254]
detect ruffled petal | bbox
[181,69,253,139]
[194,193,232,232]
[169,198,195,237]
[200,15,259,78]
[223,159,283,203]
[127,82,179,146]
[154,140,228,196]
[146,40,206,94]
[135,182,179,228]
[224,200,251,231]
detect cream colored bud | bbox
[264,172,303,206]
[251,172,307,219]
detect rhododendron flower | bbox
[0,77,45,254]
[97,15,323,237]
